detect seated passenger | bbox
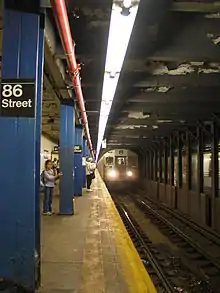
[42,159,63,215]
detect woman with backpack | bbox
[41,159,63,215]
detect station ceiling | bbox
[1,1,220,150]
[54,0,220,151]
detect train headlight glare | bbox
[127,170,133,177]
[109,169,117,177]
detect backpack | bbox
[40,170,45,186]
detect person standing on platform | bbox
[86,157,96,191]
[42,159,63,215]
[57,159,60,173]
[52,158,58,175]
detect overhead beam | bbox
[86,111,100,115]
[108,125,189,139]
[171,2,220,13]
[121,102,220,113]
[86,99,220,113]
[106,143,141,148]
[107,138,146,143]
[88,117,203,128]
[106,121,192,128]
[81,74,220,89]
[56,51,220,64]
[132,75,220,88]
[126,88,220,103]
[109,126,178,136]
[118,117,209,124]
[89,115,215,127]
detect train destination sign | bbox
[0,79,35,117]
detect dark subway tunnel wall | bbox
[140,121,220,232]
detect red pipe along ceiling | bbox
[50,0,94,156]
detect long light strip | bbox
[96,0,141,160]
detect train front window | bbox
[116,156,126,166]
[106,156,113,165]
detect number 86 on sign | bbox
[2,84,23,98]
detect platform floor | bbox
[39,175,156,293]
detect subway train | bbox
[98,147,218,192]
[98,149,139,191]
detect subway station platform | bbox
[40,174,156,293]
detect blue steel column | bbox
[59,101,75,215]
[0,9,42,290]
[74,126,83,196]
[86,143,90,157]
[35,15,45,287]
[82,137,87,188]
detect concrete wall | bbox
[40,135,55,172]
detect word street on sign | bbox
[0,79,35,117]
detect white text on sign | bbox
[2,99,32,108]
[1,84,32,108]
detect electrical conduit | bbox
[50,0,94,156]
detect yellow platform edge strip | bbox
[98,174,157,293]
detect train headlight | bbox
[108,169,117,178]
[127,170,133,177]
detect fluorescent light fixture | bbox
[123,0,132,8]
[96,0,140,160]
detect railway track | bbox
[139,194,220,250]
[130,195,220,292]
[114,198,212,293]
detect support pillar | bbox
[82,137,87,188]
[186,131,192,191]
[197,126,204,195]
[164,140,168,185]
[170,136,174,186]
[74,126,83,196]
[146,150,150,179]
[143,153,147,178]
[211,120,219,227]
[0,9,43,290]
[177,133,182,188]
[34,14,45,288]
[153,150,158,181]
[149,150,153,180]
[138,153,146,179]
[59,101,75,214]
[159,147,163,182]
